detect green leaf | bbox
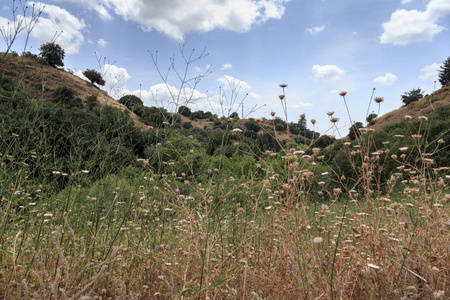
[404,286,417,291]
[210,277,226,287]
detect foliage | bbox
[401,88,424,106]
[348,121,363,140]
[439,56,450,86]
[83,69,106,86]
[366,113,377,125]
[178,105,191,117]
[39,42,65,68]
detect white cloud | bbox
[373,73,398,85]
[312,65,345,81]
[306,25,325,35]
[221,63,233,70]
[401,0,414,4]
[50,0,112,20]
[419,63,441,80]
[293,102,313,108]
[217,75,252,90]
[66,0,289,40]
[28,2,86,55]
[381,0,450,45]
[97,38,108,48]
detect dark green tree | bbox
[439,56,450,86]
[39,42,65,67]
[118,94,143,109]
[348,121,363,140]
[366,113,377,126]
[178,105,191,117]
[83,69,106,86]
[401,88,424,106]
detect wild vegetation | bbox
[0,11,449,297]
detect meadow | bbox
[0,49,449,299]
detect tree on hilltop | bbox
[83,69,106,86]
[39,42,65,68]
[439,57,450,86]
[401,88,424,106]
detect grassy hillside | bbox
[371,85,450,131]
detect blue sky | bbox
[1,0,449,135]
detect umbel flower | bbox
[374,97,384,103]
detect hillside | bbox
[370,84,450,131]
[0,53,148,130]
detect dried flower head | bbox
[412,134,422,140]
[311,119,316,125]
[326,111,335,116]
[300,113,305,119]
[279,95,285,100]
[279,84,288,88]
[403,115,412,121]
[330,117,340,123]
[418,115,428,121]
[232,128,243,135]
[374,97,384,103]
[339,91,347,97]
[270,111,276,117]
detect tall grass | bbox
[0,64,449,299]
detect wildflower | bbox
[162,121,169,126]
[418,115,428,121]
[313,237,323,244]
[438,138,444,144]
[137,158,149,165]
[403,115,412,121]
[300,113,305,119]
[339,91,347,97]
[399,147,408,152]
[321,172,328,176]
[344,142,351,146]
[148,126,154,130]
[311,119,316,125]
[265,206,273,211]
[293,150,305,156]
[326,111,335,116]
[43,213,53,218]
[412,134,422,140]
[279,84,288,88]
[279,95,285,100]
[81,170,89,174]
[374,97,384,103]
[330,117,339,123]
[231,128,242,134]
[270,111,276,117]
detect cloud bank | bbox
[381,0,450,45]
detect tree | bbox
[439,56,450,86]
[348,122,363,140]
[39,42,65,67]
[366,113,377,126]
[83,69,105,86]
[178,105,191,117]
[401,88,424,106]
[118,94,143,109]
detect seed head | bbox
[311,119,316,125]
[279,84,288,88]
[339,91,347,97]
[403,115,412,121]
[330,117,339,123]
[326,111,335,116]
[279,95,285,100]
[418,115,428,121]
[270,111,276,117]
[374,97,384,103]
